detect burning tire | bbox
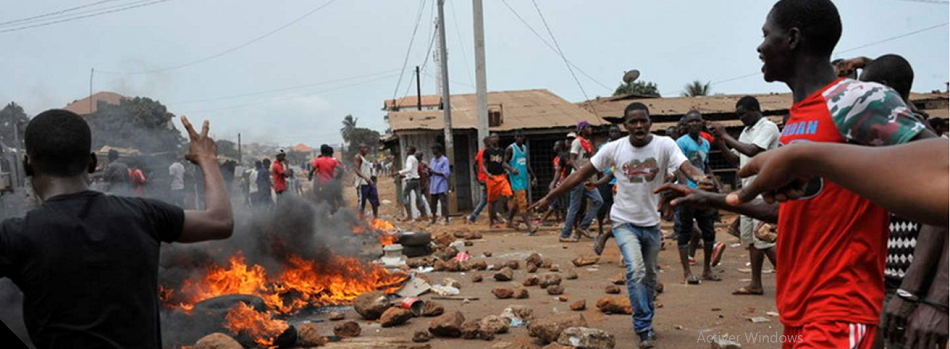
[398,231,431,247]
[403,244,433,258]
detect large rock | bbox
[479,315,509,335]
[333,321,362,338]
[412,330,432,343]
[570,300,587,311]
[421,301,444,317]
[595,297,632,315]
[428,311,465,337]
[556,327,616,349]
[460,321,482,339]
[572,256,600,267]
[525,253,543,267]
[297,323,329,347]
[547,285,565,295]
[494,267,514,281]
[380,307,412,327]
[492,287,515,299]
[193,333,242,349]
[523,275,539,287]
[354,291,390,320]
[527,314,588,343]
[539,273,562,288]
[605,286,621,294]
[514,287,530,299]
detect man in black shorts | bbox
[0,109,234,348]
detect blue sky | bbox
[1,0,946,147]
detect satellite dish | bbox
[622,69,641,84]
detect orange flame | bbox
[370,219,399,246]
[370,219,395,231]
[223,303,288,347]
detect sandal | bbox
[685,275,700,285]
[732,286,764,295]
[702,272,722,282]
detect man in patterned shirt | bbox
[659,1,935,348]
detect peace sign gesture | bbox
[181,116,218,165]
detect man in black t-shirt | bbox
[481,134,515,228]
[0,109,234,349]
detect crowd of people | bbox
[0,0,946,348]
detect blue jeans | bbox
[613,223,661,334]
[468,182,488,222]
[560,184,603,238]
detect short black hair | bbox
[406,146,416,153]
[25,109,92,177]
[736,96,761,112]
[682,110,703,122]
[320,144,332,156]
[770,0,842,56]
[431,143,444,152]
[862,54,914,100]
[623,102,650,121]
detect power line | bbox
[96,0,341,75]
[529,0,598,116]
[422,70,474,88]
[889,0,948,4]
[391,0,430,103]
[0,0,173,34]
[399,30,438,102]
[168,68,401,106]
[498,0,612,92]
[0,0,125,27]
[448,0,475,86]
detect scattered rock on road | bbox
[570,300,587,311]
[428,311,465,337]
[556,327,616,349]
[527,313,588,343]
[494,267,514,281]
[596,296,632,315]
[380,307,412,327]
[333,321,362,338]
[354,291,390,320]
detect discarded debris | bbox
[430,284,460,296]
[493,287,515,299]
[494,267,514,281]
[572,256,600,267]
[596,296,632,315]
[193,333,241,349]
[428,311,466,337]
[557,327,616,349]
[712,337,742,349]
[527,313,588,343]
[333,321,362,338]
[397,277,432,298]
[381,307,413,327]
[749,316,771,324]
[442,278,461,289]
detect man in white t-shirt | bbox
[168,161,185,206]
[710,96,780,296]
[532,102,708,349]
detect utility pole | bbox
[472,0,489,150]
[415,66,422,110]
[437,0,457,214]
[237,133,242,163]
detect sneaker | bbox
[687,256,697,266]
[559,236,580,243]
[638,330,657,348]
[711,241,726,267]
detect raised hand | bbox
[181,116,218,166]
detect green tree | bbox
[344,127,380,159]
[216,139,240,159]
[84,97,185,155]
[0,102,29,148]
[613,80,660,97]
[340,114,358,144]
[682,80,712,97]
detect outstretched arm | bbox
[655,184,778,223]
[728,139,948,226]
[178,117,234,243]
[529,163,598,211]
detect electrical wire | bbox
[95,0,341,75]
[391,0,430,104]
[0,0,173,34]
[499,0,611,92]
[529,0,599,116]
[0,0,126,27]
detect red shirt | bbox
[699,131,715,144]
[776,78,924,327]
[272,161,287,193]
[474,149,487,182]
[312,157,339,185]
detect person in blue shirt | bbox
[674,110,720,285]
[428,144,451,225]
[505,131,538,234]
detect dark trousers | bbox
[429,192,449,219]
[674,206,716,247]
